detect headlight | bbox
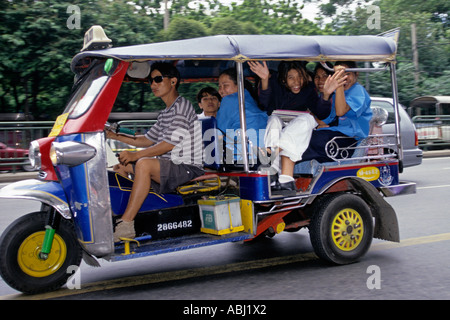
[50,141,97,167]
[29,140,41,170]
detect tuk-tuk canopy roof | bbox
[71,33,398,72]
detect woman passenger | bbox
[249,61,330,117]
[215,68,268,163]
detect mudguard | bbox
[320,177,400,242]
[351,178,400,242]
[0,179,71,219]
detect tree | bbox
[0,0,161,119]
[161,16,209,41]
[318,0,449,104]
[0,1,84,118]
[1,0,447,118]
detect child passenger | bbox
[248,61,331,118]
[107,62,204,241]
[279,61,372,191]
[197,86,221,119]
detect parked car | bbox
[0,142,34,172]
[370,97,423,169]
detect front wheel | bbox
[309,193,373,265]
[0,211,82,294]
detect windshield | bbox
[63,61,110,119]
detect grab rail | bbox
[325,134,397,164]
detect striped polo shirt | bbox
[145,96,203,167]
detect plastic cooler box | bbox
[198,197,244,235]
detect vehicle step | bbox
[110,232,252,262]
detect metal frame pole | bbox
[236,62,249,172]
[390,62,403,168]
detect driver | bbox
[106,62,204,242]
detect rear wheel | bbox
[0,211,82,294]
[309,193,373,265]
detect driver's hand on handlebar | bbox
[105,129,118,140]
[118,150,137,166]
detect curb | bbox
[0,172,39,184]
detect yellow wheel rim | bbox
[331,208,364,252]
[18,231,67,278]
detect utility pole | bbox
[411,23,420,90]
[164,0,169,30]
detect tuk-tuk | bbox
[0,26,415,294]
[409,95,450,148]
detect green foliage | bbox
[0,0,448,119]
[315,0,449,106]
[162,16,208,41]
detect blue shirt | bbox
[320,82,372,140]
[216,89,268,149]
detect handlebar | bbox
[319,61,388,73]
[105,122,136,136]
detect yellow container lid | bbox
[198,196,240,206]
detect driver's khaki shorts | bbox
[151,158,204,194]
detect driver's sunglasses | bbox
[149,75,164,84]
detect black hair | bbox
[219,68,238,85]
[197,86,222,103]
[335,61,357,69]
[150,61,181,89]
[277,61,309,91]
[219,67,258,102]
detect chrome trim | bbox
[51,140,97,166]
[28,140,41,170]
[78,132,114,257]
[379,181,416,197]
[236,61,249,172]
[0,179,71,219]
[320,61,388,73]
[390,63,403,164]
[325,135,397,163]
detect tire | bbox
[309,193,373,265]
[0,211,82,294]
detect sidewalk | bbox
[1,150,449,184]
